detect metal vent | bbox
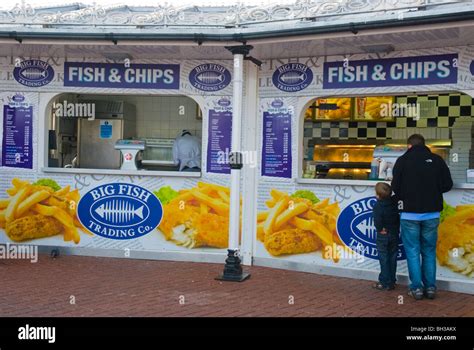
[105,101,124,114]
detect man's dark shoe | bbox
[408,288,424,300]
[424,287,436,300]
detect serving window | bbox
[45,93,203,175]
[302,92,474,185]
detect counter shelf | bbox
[41,167,201,178]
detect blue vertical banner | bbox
[207,109,232,174]
[2,105,33,169]
[262,106,292,178]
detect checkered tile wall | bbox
[304,93,474,150]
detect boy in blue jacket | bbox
[372,182,400,291]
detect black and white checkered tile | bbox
[304,93,474,147]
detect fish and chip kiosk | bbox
[0,1,473,293]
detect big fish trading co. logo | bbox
[8,93,29,109]
[271,99,284,108]
[77,183,163,240]
[217,97,231,107]
[272,63,313,92]
[189,63,232,92]
[336,196,406,260]
[13,59,55,87]
[12,93,25,102]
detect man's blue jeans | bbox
[400,218,439,290]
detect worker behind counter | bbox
[173,130,201,172]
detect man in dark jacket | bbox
[392,134,453,300]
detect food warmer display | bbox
[304,140,451,180]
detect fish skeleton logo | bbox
[13,59,55,87]
[336,196,406,260]
[189,63,231,92]
[272,63,313,92]
[78,183,163,240]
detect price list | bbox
[2,105,33,169]
[262,111,292,178]
[206,109,232,174]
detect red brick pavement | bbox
[0,254,473,317]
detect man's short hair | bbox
[407,134,425,146]
[375,182,392,199]
[181,130,191,136]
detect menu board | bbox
[2,105,33,169]
[207,109,232,174]
[315,97,351,120]
[262,111,292,178]
[307,96,396,121]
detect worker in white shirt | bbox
[173,130,201,171]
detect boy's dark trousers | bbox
[376,232,399,288]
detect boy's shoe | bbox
[408,288,424,300]
[372,282,393,291]
[424,287,436,300]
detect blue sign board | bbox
[262,110,292,178]
[323,53,458,89]
[207,109,232,174]
[100,121,112,139]
[64,62,180,89]
[2,105,33,169]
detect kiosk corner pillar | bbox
[216,45,253,282]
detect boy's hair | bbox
[375,182,392,199]
[407,133,425,146]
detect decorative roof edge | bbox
[0,0,469,28]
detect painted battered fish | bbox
[159,201,229,248]
[264,228,321,256]
[5,214,63,242]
